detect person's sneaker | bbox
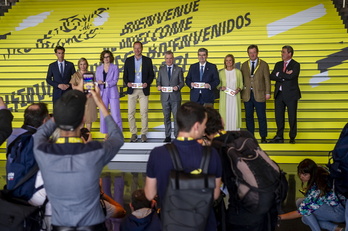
[141,134,147,143]
[130,134,138,142]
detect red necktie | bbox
[283,61,287,72]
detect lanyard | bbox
[56,137,83,144]
[248,59,261,75]
[214,130,227,138]
[176,137,195,141]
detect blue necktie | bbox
[168,66,171,81]
[60,63,64,76]
[200,66,204,81]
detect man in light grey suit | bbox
[157,51,184,142]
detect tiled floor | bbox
[0,161,312,230]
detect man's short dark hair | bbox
[54,90,87,131]
[247,44,259,53]
[198,48,208,56]
[205,107,224,136]
[54,46,65,53]
[131,189,151,211]
[24,103,49,128]
[282,45,294,56]
[177,102,206,132]
[133,41,143,49]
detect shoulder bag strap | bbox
[10,164,39,192]
[200,146,211,174]
[165,143,184,171]
[6,131,32,158]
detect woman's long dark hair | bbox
[298,158,330,196]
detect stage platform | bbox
[108,138,335,172]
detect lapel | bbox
[204,62,211,80]
[171,65,177,78]
[56,61,63,77]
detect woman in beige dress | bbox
[218,54,243,131]
[70,58,97,131]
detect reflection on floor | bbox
[0,161,312,230]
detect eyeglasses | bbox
[104,56,110,59]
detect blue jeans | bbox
[302,203,345,231]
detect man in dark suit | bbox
[269,45,301,144]
[185,48,220,106]
[0,96,13,145]
[46,46,76,104]
[123,41,155,142]
[157,51,184,142]
[241,45,271,143]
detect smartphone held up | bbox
[83,72,95,93]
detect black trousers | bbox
[274,91,298,139]
[52,222,107,231]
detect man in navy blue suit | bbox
[46,46,76,104]
[185,48,220,106]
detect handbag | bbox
[0,165,43,231]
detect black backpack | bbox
[212,131,287,216]
[161,143,216,231]
[327,123,348,197]
[0,165,47,231]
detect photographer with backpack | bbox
[144,102,222,231]
[4,103,51,230]
[0,96,13,145]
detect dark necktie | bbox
[60,63,64,75]
[200,66,204,81]
[168,66,171,81]
[251,61,255,75]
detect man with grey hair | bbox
[186,48,220,106]
[157,51,184,142]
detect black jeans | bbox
[52,222,107,231]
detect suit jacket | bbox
[270,59,301,101]
[0,108,13,145]
[185,61,220,103]
[46,60,76,102]
[241,59,271,102]
[156,64,184,102]
[123,55,154,96]
[96,63,120,99]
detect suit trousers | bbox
[127,89,148,135]
[100,95,122,134]
[244,91,267,138]
[161,98,180,138]
[274,91,298,139]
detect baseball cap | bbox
[54,90,87,131]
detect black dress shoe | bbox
[163,137,171,143]
[261,137,267,143]
[289,138,296,144]
[269,136,284,143]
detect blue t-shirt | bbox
[146,139,222,231]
